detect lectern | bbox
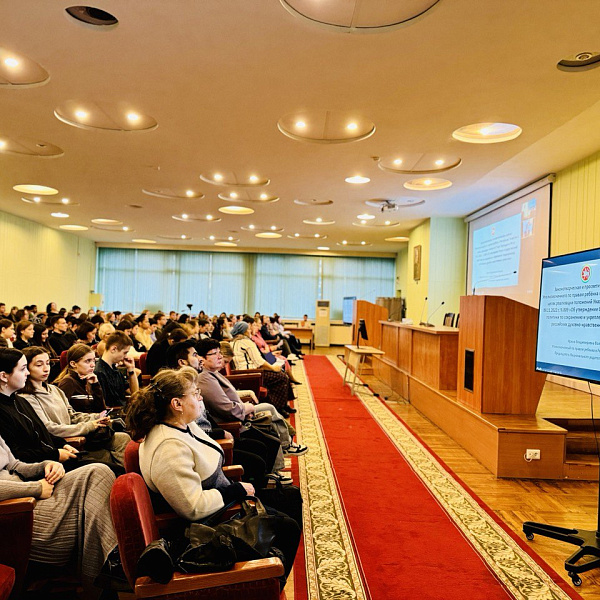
[456,295,546,415]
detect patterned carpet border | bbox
[294,360,368,600]
[327,356,575,600]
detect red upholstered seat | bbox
[59,350,68,370]
[110,473,284,599]
[0,564,15,600]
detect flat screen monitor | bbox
[536,246,600,383]
[343,296,356,325]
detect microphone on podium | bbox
[425,301,445,327]
[418,296,428,326]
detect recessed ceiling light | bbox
[181,235,188,240]
[206,215,213,220]
[393,159,403,165]
[127,112,140,122]
[185,190,194,197]
[424,179,432,185]
[4,57,19,68]
[255,232,282,239]
[342,240,348,245]
[314,233,320,238]
[228,236,234,241]
[142,188,205,200]
[209,235,215,240]
[357,213,375,220]
[345,175,370,184]
[361,241,366,245]
[61,197,69,204]
[132,238,156,244]
[33,197,41,203]
[181,213,188,219]
[347,122,358,130]
[122,226,129,231]
[214,173,223,181]
[303,218,335,225]
[318,246,330,251]
[295,233,300,237]
[360,220,366,225]
[452,122,522,144]
[295,121,306,128]
[13,184,58,195]
[215,241,238,247]
[230,192,238,199]
[51,212,69,218]
[249,224,255,229]
[270,225,277,231]
[260,193,268,200]
[385,220,391,225]
[75,110,88,119]
[316,217,322,223]
[435,159,444,166]
[218,205,255,215]
[0,140,6,149]
[91,218,122,225]
[60,224,88,231]
[249,175,258,183]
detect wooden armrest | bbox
[216,438,234,465]
[64,436,86,449]
[222,465,243,481]
[0,498,36,515]
[135,557,284,597]
[218,421,242,439]
[227,372,263,395]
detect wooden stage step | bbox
[564,454,600,481]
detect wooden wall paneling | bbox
[381,323,398,366]
[496,432,565,479]
[354,300,388,349]
[398,326,412,373]
[412,331,440,388]
[439,334,459,390]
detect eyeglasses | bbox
[187,387,202,397]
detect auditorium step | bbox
[546,418,600,455]
[564,454,600,481]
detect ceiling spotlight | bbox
[295,233,299,237]
[347,122,358,130]
[345,175,370,184]
[479,127,493,135]
[127,112,140,122]
[385,220,390,225]
[435,159,444,166]
[0,140,6,149]
[185,190,194,197]
[295,121,306,128]
[122,226,129,231]
[181,213,188,219]
[206,214,213,220]
[214,173,223,181]
[210,235,215,240]
[51,212,69,218]
[361,241,366,245]
[357,214,375,220]
[228,236,233,241]
[180,235,187,239]
[393,159,403,165]
[318,246,330,251]
[230,192,238,199]
[361,220,366,224]
[249,224,255,229]
[424,179,432,185]
[75,110,88,119]
[260,193,268,200]
[249,175,258,183]
[314,233,320,238]
[342,240,348,245]
[4,57,19,68]
[270,225,277,230]
[61,198,69,204]
[316,217,322,223]
[33,197,41,203]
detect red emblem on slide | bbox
[581,265,591,283]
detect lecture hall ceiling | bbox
[1,1,600,254]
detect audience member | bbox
[48,315,73,355]
[0,319,15,348]
[13,320,35,350]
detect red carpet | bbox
[302,355,581,600]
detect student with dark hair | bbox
[48,315,73,355]
[117,319,144,353]
[56,343,107,412]
[76,321,98,345]
[135,313,153,350]
[197,318,210,340]
[13,319,35,350]
[20,346,129,470]
[0,319,15,348]
[146,326,188,376]
[46,302,58,318]
[94,331,138,407]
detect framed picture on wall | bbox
[413,245,421,281]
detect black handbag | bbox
[85,423,115,450]
[257,475,303,528]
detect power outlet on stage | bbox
[525,449,541,461]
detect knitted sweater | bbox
[21,383,100,438]
[0,435,48,501]
[139,422,245,522]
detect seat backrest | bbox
[59,350,68,370]
[110,473,160,588]
[455,313,460,328]
[124,440,142,475]
[443,312,455,327]
[138,352,148,375]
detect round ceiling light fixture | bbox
[345,175,370,184]
[279,0,440,32]
[91,218,122,225]
[215,241,238,247]
[200,172,270,187]
[91,224,135,232]
[557,52,600,72]
[13,184,58,195]
[21,195,79,206]
[385,236,410,242]
[60,224,88,231]
[143,188,204,200]
[294,198,333,206]
[218,205,255,215]
[172,214,222,223]
[365,197,425,209]
[452,122,522,144]
[317,246,330,251]
[302,218,335,225]
[158,234,192,241]
[352,219,399,228]
[218,190,279,203]
[132,238,157,244]
[55,100,157,132]
[378,153,461,174]
[255,232,282,239]
[404,178,452,191]
[0,47,50,87]
[0,135,63,157]
[336,240,372,247]
[278,109,375,144]
[50,212,69,218]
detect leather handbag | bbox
[257,475,303,528]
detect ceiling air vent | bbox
[65,6,118,28]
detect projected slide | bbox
[472,213,521,290]
[537,250,600,383]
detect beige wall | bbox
[0,209,96,309]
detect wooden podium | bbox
[457,295,547,415]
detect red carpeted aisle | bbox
[303,355,515,600]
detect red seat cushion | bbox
[0,564,15,600]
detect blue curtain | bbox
[96,248,394,317]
